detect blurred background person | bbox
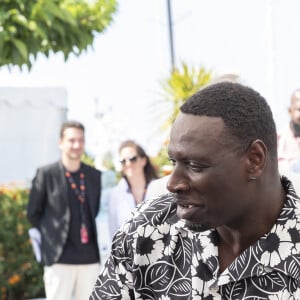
[27,120,101,300]
[95,162,117,265]
[108,140,158,240]
[277,88,300,195]
[278,88,300,174]
[145,174,170,201]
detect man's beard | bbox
[184,220,210,232]
[291,120,300,137]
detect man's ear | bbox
[245,139,267,180]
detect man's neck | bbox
[217,177,285,272]
[61,157,81,172]
[127,173,146,188]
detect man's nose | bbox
[73,141,82,148]
[167,167,189,193]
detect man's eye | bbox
[168,158,176,166]
[187,162,206,172]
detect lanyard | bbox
[65,171,85,203]
[65,170,89,244]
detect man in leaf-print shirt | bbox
[90,82,300,299]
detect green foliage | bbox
[0,187,44,300]
[161,62,213,130]
[151,139,173,177]
[100,151,116,171]
[81,151,95,167]
[153,63,212,174]
[0,0,117,69]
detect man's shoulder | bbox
[120,193,178,233]
[277,127,294,140]
[111,178,128,191]
[81,163,101,176]
[146,176,170,200]
[140,192,175,212]
[37,161,61,173]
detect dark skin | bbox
[167,113,285,272]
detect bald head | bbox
[291,89,300,105]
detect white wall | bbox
[0,87,67,184]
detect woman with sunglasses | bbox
[108,140,158,240]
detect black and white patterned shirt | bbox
[90,177,300,299]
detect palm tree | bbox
[151,62,212,175]
[161,62,212,131]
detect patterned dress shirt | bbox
[90,177,300,299]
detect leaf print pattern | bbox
[145,262,176,290]
[90,177,300,299]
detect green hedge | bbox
[0,187,44,300]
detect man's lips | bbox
[178,203,197,209]
[177,204,199,220]
[174,197,203,208]
[175,199,204,220]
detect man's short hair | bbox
[60,120,85,138]
[180,82,278,159]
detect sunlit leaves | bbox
[0,0,117,69]
[161,62,212,129]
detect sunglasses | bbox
[119,155,139,165]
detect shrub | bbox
[0,187,44,300]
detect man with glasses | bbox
[90,82,300,299]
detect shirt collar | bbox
[220,176,300,285]
[173,176,300,286]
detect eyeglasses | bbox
[119,155,139,165]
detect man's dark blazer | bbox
[27,161,101,266]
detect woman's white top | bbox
[108,178,137,241]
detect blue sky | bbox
[1,0,300,160]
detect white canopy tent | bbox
[0,87,67,185]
